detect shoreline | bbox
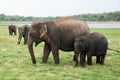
[86,21,120,24]
[0,21,120,26]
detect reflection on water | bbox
[88,24,120,28]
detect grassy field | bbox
[0,25,120,80]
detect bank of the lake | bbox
[0,21,120,28]
[88,23,120,28]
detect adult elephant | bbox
[28,18,90,64]
[18,25,30,45]
[8,24,17,35]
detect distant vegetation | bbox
[0,11,120,21]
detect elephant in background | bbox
[74,32,108,67]
[18,25,30,45]
[8,24,17,35]
[27,18,90,64]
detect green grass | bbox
[0,25,120,80]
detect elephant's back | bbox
[53,18,87,27]
[47,18,90,51]
[47,18,90,43]
[91,33,108,55]
[9,25,16,29]
[52,18,89,37]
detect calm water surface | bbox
[1,23,120,28]
[88,23,120,28]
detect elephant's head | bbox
[27,21,48,64]
[18,25,29,44]
[74,36,90,53]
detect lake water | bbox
[88,23,120,28]
[1,23,120,28]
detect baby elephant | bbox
[74,32,108,67]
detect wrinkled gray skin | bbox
[27,18,90,64]
[8,24,17,35]
[18,25,30,45]
[74,32,108,67]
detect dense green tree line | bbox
[69,11,120,21]
[0,11,120,21]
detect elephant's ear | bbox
[39,24,47,38]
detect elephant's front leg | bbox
[80,53,86,67]
[87,52,92,65]
[24,34,28,44]
[42,44,51,63]
[96,56,100,64]
[18,34,22,44]
[73,55,76,62]
[14,30,17,35]
[51,44,60,65]
[74,51,79,66]
[10,30,13,35]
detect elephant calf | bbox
[8,24,17,35]
[74,32,108,67]
[18,25,30,45]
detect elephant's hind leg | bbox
[96,56,100,64]
[100,55,106,65]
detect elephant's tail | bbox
[108,48,120,53]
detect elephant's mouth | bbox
[34,38,43,47]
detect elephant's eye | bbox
[29,33,36,38]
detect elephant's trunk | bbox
[18,34,22,44]
[27,36,36,64]
[24,33,28,45]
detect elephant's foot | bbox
[18,42,20,44]
[32,60,36,64]
[87,62,92,66]
[42,58,48,63]
[54,60,60,65]
[100,62,104,65]
[96,61,100,64]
